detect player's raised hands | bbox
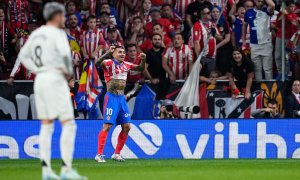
[109,46,116,53]
[139,53,146,60]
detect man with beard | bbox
[98,12,123,42]
[161,3,183,33]
[144,33,169,99]
[66,13,81,42]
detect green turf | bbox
[0,159,300,180]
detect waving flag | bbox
[75,59,103,118]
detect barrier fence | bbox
[0,119,299,159]
[0,81,287,119]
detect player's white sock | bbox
[60,120,77,170]
[39,123,54,169]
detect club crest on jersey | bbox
[107,116,111,120]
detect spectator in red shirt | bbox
[140,22,172,52]
[80,15,105,61]
[7,0,30,30]
[125,44,144,83]
[144,7,175,39]
[162,33,194,83]
[189,7,217,75]
[161,3,183,33]
[0,6,17,80]
[275,0,299,79]
[66,14,82,43]
[105,26,124,49]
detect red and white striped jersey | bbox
[80,29,105,58]
[189,20,217,59]
[115,0,139,23]
[7,0,30,30]
[175,0,195,19]
[88,0,96,15]
[163,44,194,80]
[102,59,138,82]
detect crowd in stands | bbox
[0,0,299,102]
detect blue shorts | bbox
[103,92,131,125]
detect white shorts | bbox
[34,72,74,120]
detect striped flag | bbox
[75,59,103,114]
[207,90,264,118]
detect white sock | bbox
[39,123,54,169]
[60,120,77,170]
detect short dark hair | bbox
[152,22,162,29]
[268,99,277,105]
[133,16,143,22]
[66,1,76,8]
[125,43,137,51]
[100,2,110,7]
[173,33,183,39]
[68,13,78,18]
[161,3,172,9]
[87,15,96,22]
[152,33,162,40]
[286,0,295,6]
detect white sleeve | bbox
[10,58,22,77]
[18,37,39,73]
[56,31,73,75]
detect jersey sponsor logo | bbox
[124,113,130,118]
[111,123,163,158]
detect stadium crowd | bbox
[0,0,300,118]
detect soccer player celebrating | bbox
[17,2,86,180]
[94,45,146,163]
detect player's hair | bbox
[267,99,277,105]
[152,33,162,40]
[161,3,172,9]
[44,2,66,22]
[125,43,137,51]
[152,22,163,29]
[87,15,96,22]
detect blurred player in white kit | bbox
[17,2,86,180]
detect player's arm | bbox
[95,46,115,65]
[18,37,39,73]
[131,53,146,72]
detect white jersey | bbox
[18,25,73,75]
[17,25,74,120]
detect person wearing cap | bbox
[105,26,124,48]
[158,100,176,119]
[17,2,86,179]
[98,12,123,42]
[144,6,175,39]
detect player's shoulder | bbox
[103,59,113,64]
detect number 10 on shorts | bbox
[106,108,113,116]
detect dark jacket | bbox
[285,94,300,118]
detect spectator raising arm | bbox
[266,0,275,14]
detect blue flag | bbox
[132,84,156,119]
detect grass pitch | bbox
[0,159,300,180]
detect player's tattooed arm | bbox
[95,46,116,65]
[132,53,146,72]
